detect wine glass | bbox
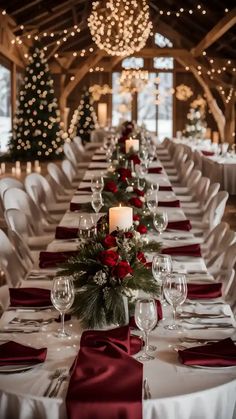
[91,192,103,234]
[91,175,104,193]
[152,254,172,305]
[163,273,187,330]
[78,214,94,238]
[150,182,159,192]
[51,276,74,338]
[146,189,158,214]
[134,298,157,361]
[153,211,168,235]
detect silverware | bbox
[184,324,234,330]
[0,328,40,333]
[143,378,151,400]
[43,369,66,397]
[48,371,68,398]
[9,318,54,326]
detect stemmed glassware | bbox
[134,298,157,361]
[91,175,104,193]
[153,211,168,235]
[163,273,187,330]
[152,254,172,306]
[146,189,158,214]
[91,192,103,235]
[78,214,94,238]
[51,276,75,338]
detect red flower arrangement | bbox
[129,197,143,208]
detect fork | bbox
[43,369,66,397]
[48,372,68,398]
[143,378,151,400]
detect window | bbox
[122,57,144,69]
[157,72,173,140]
[153,57,174,70]
[0,60,11,152]
[155,33,173,48]
[112,72,132,126]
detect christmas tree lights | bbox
[68,89,97,144]
[8,41,66,161]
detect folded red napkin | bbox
[129,300,163,328]
[55,226,78,240]
[70,202,81,211]
[92,158,106,162]
[9,287,51,307]
[148,167,162,174]
[187,282,222,299]
[167,220,192,231]
[162,243,201,257]
[66,326,143,419]
[158,200,180,207]
[39,251,78,268]
[77,186,91,192]
[89,166,107,170]
[0,341,47,366]
[159,186,173,191]
[178,338,236,367]
[201,150,215,156]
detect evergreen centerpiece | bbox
[9,42,65,161]
[68,88,97,144]
[60,228,160,329]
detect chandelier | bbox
[119,69,149,94]
[88,0,153,57]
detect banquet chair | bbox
[179,176,210,205]
[167,154,189,182]
[25,173,69,215]
[73,136,94,157]
[205,229,236,265]
[7,228,38,271]
[63,141,89,169]
[207,243,236,277]
[4,208,54,250]
[181,182,220,217]
[61,159,83,187]
[47,162,75,197]
[0,285,10,311]
[223,270,236,312]
[193,150,202,171]
[173,169,202,196]
[200,222,229,258]
[161,145,186,170]
[191,191,229,235]
[0,177,24,203]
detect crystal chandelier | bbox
[88,0,153,57]
[119,69,149,94]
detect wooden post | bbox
[11,61,16,122]
[224,98,235,144]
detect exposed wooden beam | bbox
[192,8,236,57]
[22,0,82,26]
[11,0,43,16]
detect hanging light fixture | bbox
[119,69,149,94]
[88,0,153,57]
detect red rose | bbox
[129,197,143,208]
[113,260,133,279]
[104,180,118,193]
[124,231,133,239]
[133,214,140,222]
[134,188,145,197]
[117,168,132,182]
[129,154,141,165]
[137,224,147,234]
[98,250,119,267]
[103,235,117,249]
[118,135,128,144]
[137,251,147,264]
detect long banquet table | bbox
[0,144,236,419]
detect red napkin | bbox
[9,288,51,307]
[66,326,143,419]
[187,283,222,299]
[92,158,106,162]
[159,186,173,191]
[178,338,236,367]
[129,300,163,328]
[0,341,47,366]
[39,251,78,268]
[55,226,78,240]
[162,244,201,257]
[77,187,91,192]
[158,200,180,207]
[201,150,215,156]
[148,167,162,174]
[167,220,192,231]
[70,202,81,211]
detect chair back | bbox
[0,229,26,287]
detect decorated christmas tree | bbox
[8,42,65,161]
[183,96,206,139]
[68,88,97,144]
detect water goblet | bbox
[91,192,103,234]
[78,214,94,239]
[153,211,168,235]
[150,182,159,192]
[134,298,157,361]
[163,273,187,330]
[51,276,74,338]
[152,254,172,306]
[146,189,158,214]
[91,175,104,193]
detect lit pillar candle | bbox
[98,103,107,127]
[1,163,5,174]
[212,131,219,143]
[125,138,139,153]
[205,127,211,139]
[26,162,32,174]
[109,206,133,233]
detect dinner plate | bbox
[8,305,53,311]
[0,364,37,373]
[190,364,236,370]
